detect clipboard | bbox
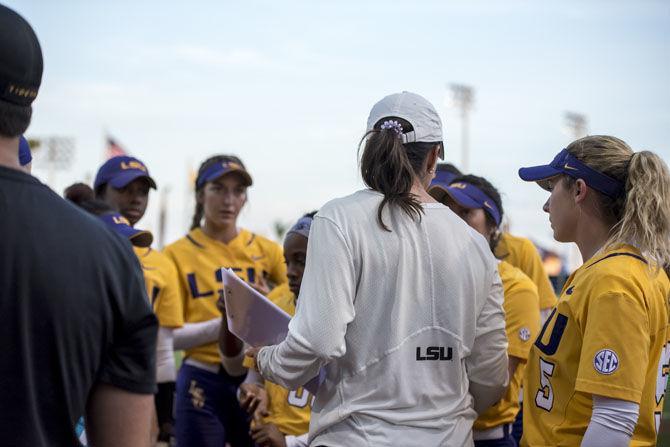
[220,268,323,394]
[221,268,292,347]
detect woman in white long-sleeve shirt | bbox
[248,91,509,446]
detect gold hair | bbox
[565,135,670,270]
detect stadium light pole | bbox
[564,112,588,140]
[563,111,588,274]
[449,84,474,172]
[29,136,75,187]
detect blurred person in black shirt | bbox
[0,5,158,446]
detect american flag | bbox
[105,136,127,159]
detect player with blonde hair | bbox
[518,135,670,446]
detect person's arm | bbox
[156,327,175,383]
[216,294,247,375]
[285,433,309,447]
[173,318,221,351]
[86,383,153,447]
[466,267,509,414]
[581,395,639,447]
[256,216,356,389]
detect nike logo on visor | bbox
[563,163,579,171]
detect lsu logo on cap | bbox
[593,349,619,375]
[223,161,243,171]
[450,182,467,189]
[120,161,148,172]
[112,215,131,226]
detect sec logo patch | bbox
[593,349,619,375]
[519,328,531,341]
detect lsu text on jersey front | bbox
[163,228,287,365]
[475,261,541,431]
[522,245,670,446]
[495,233,558,311]
[134,246,184,328]
[263,283,312,436]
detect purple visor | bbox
[518,149,624,198]
[98,213,153,247]
[196,161,253,189]
[445,181,502,226]
[429,170,459,192]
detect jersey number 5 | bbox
[535,358,556,412]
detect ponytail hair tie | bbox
[380,120,403,136]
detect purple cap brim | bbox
[445,187,482,210]
[108,170,157,189]
[518,165,562,182]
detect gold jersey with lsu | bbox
[133,246,184,328]
[474,261,541,431]
[495,233,558,311]
[163,227,287,365]
[262,283,312,436]
[522,245,670,446]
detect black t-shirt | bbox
[0,166,158,446]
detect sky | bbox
[6,0,670,262]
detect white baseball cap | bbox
[366,91,444,159]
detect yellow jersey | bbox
[522,245,670,446]
[496,233,558,311]
[163,228,287,365]
[133,246,184,328]
[474,261,541,430]
[263,284,312,436]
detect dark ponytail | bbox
[359,117,436,232]
[64,183,115,216]
[190,154,247,230]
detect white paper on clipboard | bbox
[221,268,291,347]
[220,268,323,394]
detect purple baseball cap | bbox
[94,156,157,190]
[98,213,153,247]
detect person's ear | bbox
[427,146,440,174]
[574,178,588,204]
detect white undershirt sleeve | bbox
[581,395,639,447]
[173,318,221,351]
[285,433,309,447]
[257,216,356,389]
[156,327,176,383]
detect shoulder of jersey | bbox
[267,283,295,316]
[503,233,536,255]
[246,231,280,249]
[579,247,662,293]
[499,261,537,293]
[163,229,206,254]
